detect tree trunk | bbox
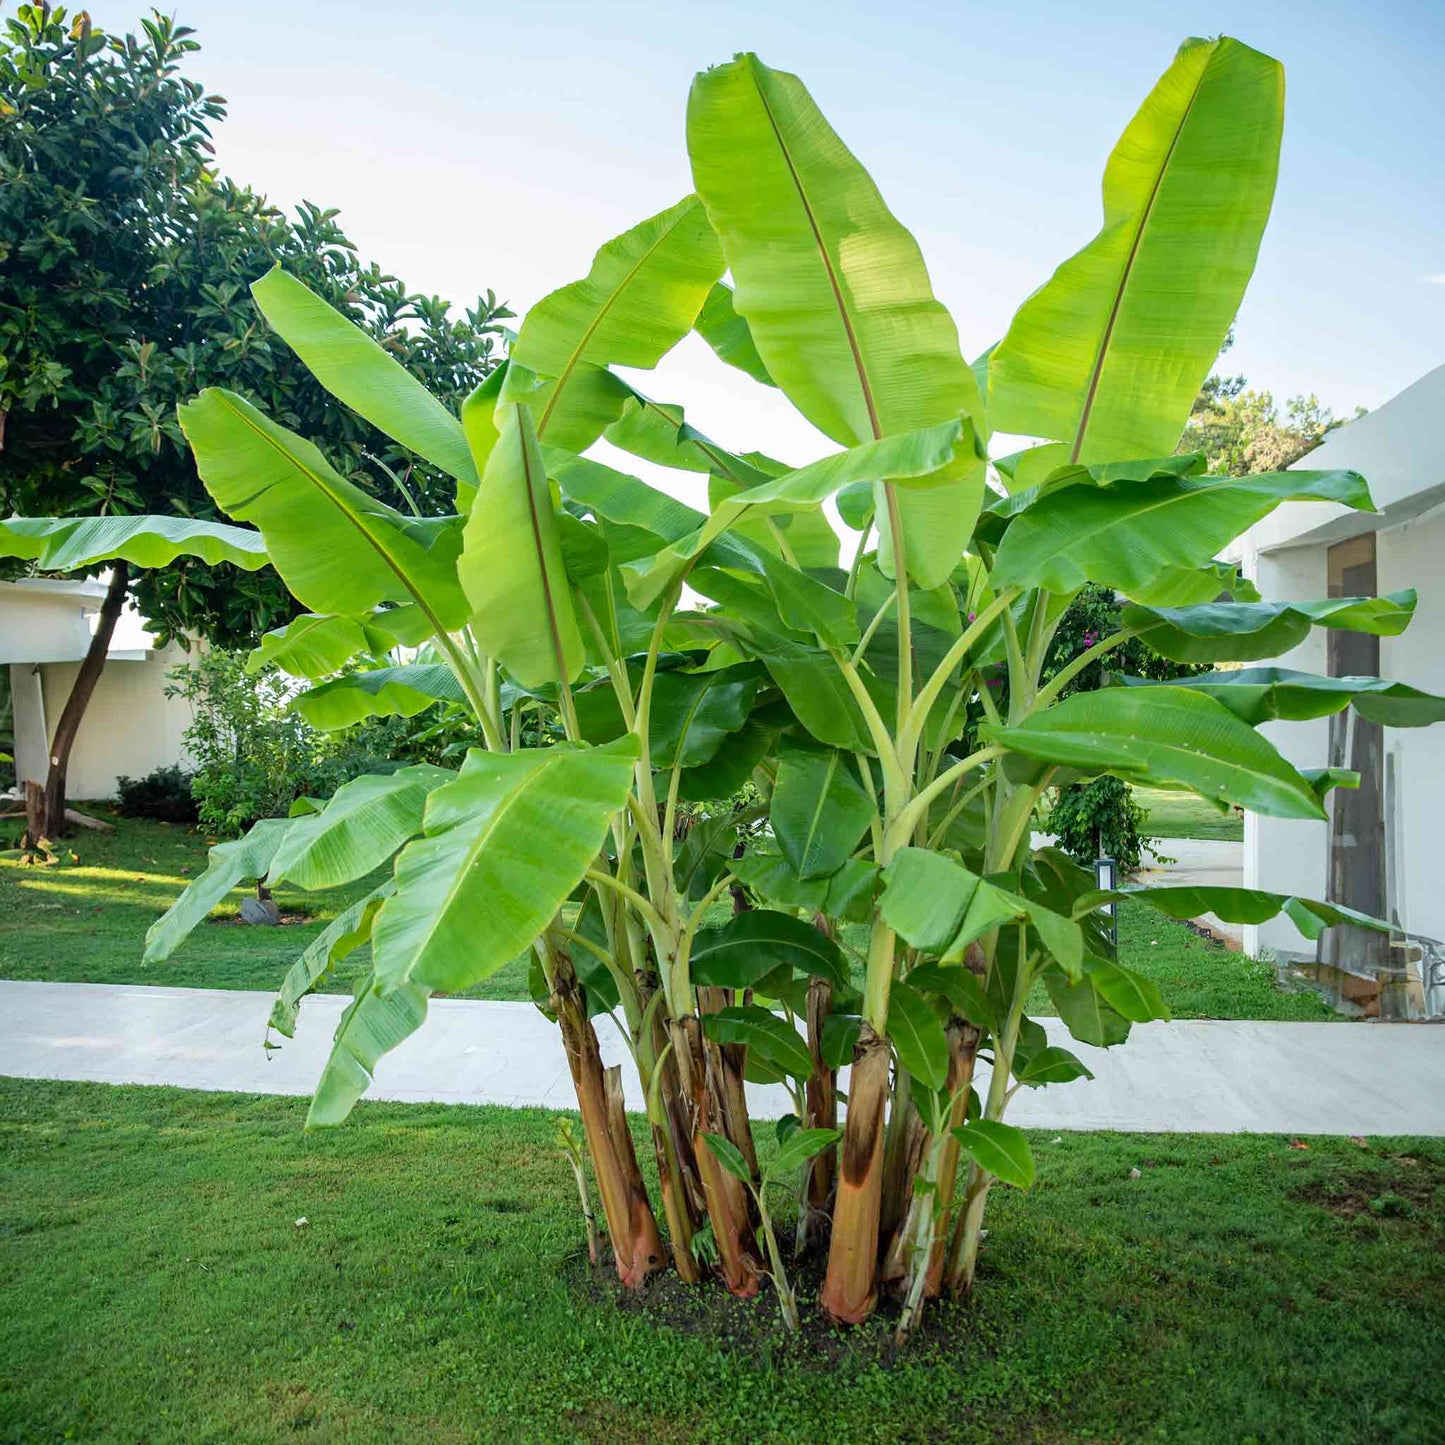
[802,975,837,1226]
[40,561,129,840]
[551,951,665,1287]
[924,1019,981,1296]
[672,1015,764,1298]
[819,1026,891,1323]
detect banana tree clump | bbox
[10,36,1444,1341]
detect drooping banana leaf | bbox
[0,513,268,573]
[985,685,1327,820]
[247,612,402,679]
[267,881,394,1042]
[693,281,775,386]
[688,52,985,588]
[511,195,725,448]
[1121,590,1418,663]
[143,817,294,964]
[369,737,638,996]
[881,848,1083,975]
[690,908,849,990]
[703,1005,814,1079]
[1115,666,1445,728]
[1086,883,1394,942]
[250,266,478,488]
[989,37,1283,463]
[459,401,585,688]
[730,849,879,924]
[992,468,1373,594]
[306,972,431,1129]
[291,665,467,729]
[266,766,454,891]
[178,388,468,632]
[547,445,703,543]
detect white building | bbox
[1232,362,1445,1012]
[2,576,197,801]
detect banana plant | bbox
[12,33,1444,1342]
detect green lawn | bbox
[1136,785,1246,843]
[0,806,534,1002]
[2,810,1332,1021]
[2,1078,1439,1444]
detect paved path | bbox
[3,980,1441,1135]
[1134,837,1247,946]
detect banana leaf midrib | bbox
[1070,53,1212,463]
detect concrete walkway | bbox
[1135,836,1246,947]
[3,979,1441,1135]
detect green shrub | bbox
[1046,776,1156,873]
[167,651,405,835]
[115,765,198,823]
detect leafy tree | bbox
[0,5,509,835]
[8,38,1441,1353]
[1180,331,1364,476]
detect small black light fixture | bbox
[1094,853,1119,954]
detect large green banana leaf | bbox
[266,766,454,891]
[292,665,466,729]
[730,850,878,925]
[459,402,585,687]
[1090,883,1393,942]
[690,909,849,990]
[178,388,468,631]
[547,446,703,542]
[247,612,406,679]
[687,52,985,588]
[370,737,638,996]
[250,267,478,488]
[1118,667,1445,727]
[881,848,1083,975]
[143,818,293,964]
[268,881,394,1041]
[307,973,431,1129]
[693,281,775,386]
[769,743,873,879]
[987,685,1326,819]
[989,37,1283,463]
[620,420,975,611]
[511,195,724,446]
[1122,590,1417,663]
[992,468,1372,594]
[0,513,267,572]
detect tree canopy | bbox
[0,3,510,647]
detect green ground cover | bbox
[1,809,1331,1020]
[1136,785,1246,843]
[1,1078,1439,1444]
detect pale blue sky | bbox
[174,0,1443,479]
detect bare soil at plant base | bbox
[562,1227,988,1371]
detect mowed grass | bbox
[2,811,1332,1021]
[2,1078,1440,1444]
[1136,785,1245,843]
[0,806,534,1002]
[1026,899,1338,1022]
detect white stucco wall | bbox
[0,579,108,665]
[1239,362,1445,963]
[30,650,198,801]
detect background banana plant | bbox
[13,34,1445,1341]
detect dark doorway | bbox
[1319,533,1392,980]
